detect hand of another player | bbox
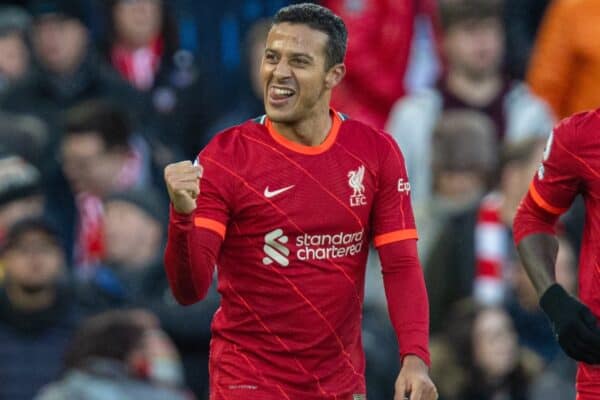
[394,355,438,400]
[540,284,600,364]
[164,160,202,214]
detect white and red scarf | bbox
[111,37,164,91]
[474,192,509,305]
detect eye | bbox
[264,52,278,63]
[291,58,310,67]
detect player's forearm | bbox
[513,194,561,296]
[378,240,430,366]
[517,233,559,296]
[164,206,218,305]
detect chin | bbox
[266,108,296,123]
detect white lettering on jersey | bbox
[348,165,366,207]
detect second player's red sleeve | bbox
[514,118,582,244]
[371,132,418,247]
[378,239,430,367]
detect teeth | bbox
[273,88,294,96]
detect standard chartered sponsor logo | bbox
[263,229,365,266]
[262,229,290,267]
[296,230,364,261]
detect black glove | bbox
[540,283,600,364]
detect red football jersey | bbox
[186,110,419,400]
[527,110,600,396]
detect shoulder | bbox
[553,109,600,146]
[339,115,405,161]
[198,118,265,161]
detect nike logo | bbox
[264,185,294,198]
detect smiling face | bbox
[261,22,345,124]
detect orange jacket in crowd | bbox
[527,0,600,119]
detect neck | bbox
[272,106,332,146]
[446,69,502,107]
[6,283,56,312]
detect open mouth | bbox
[268,86,296,106]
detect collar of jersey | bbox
[264,108,342,155]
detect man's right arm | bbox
[163,160,225,305]
[513,119,600,363]
[514,196,600,364]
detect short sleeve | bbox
[192,149,233,239]
[372,134,418,247]
[529,121,582,216]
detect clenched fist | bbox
[164,160,202,214]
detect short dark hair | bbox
[440,0,503,32]
[63,310,149,369]
[273,3,347,70]
[63,99,131,150]
[500,137,546,170]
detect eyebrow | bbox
[265,48,315,61]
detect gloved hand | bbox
[540,283,600,364]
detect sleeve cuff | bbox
[169,204,193,225]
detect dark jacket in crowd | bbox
[76,259,219,397]
[0,286,82,400]
[425,205,478,334]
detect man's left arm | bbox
[378,239,436,400]
[371,132,437,400]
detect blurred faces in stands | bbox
[29,0,88,75]
[472,307,519,379]
[432,110,498,207]
[441,0,504,80]
[103,190,165,269]
[0,6,31,89]
[498,138,546,224]
[1,218,64,308]
[60,100,133,196]
[0,155,44,241]
[113,0,162,49]
[62,309,184,387]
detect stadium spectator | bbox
[503,0,550,79]
[445,302,542,400]
[387,0,553,204]
[0,112,49,168]
[0,154,44,244]
[0,6,31,95]
[0,0,140,153]
[0,218,81,400]
[35,309,193,400]
[365,110,497,314]
[417,110,498,262]
[426,137,546,333]
[102,0,215,162]
[76,188,218,396]
[207,18,271,134]
[47,100,152,276]
[527,0,600,119]
[322,0,439,129]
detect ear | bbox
[324,63,346,90]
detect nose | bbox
[272,60,291,80]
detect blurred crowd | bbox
[0,0,592,399]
